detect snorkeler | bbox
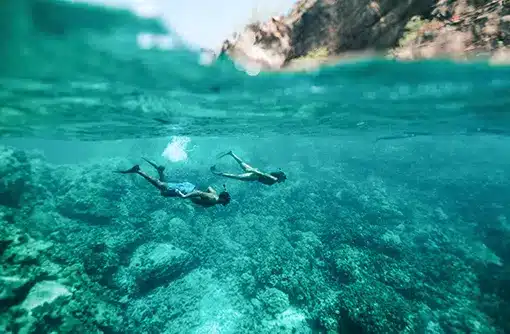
[142,157,165,181]
[210,151,287,185]
[116,159,231,208]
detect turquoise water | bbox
[1,0,510,333]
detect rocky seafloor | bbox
[1,137,509,333]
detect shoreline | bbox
[221,48,510,75]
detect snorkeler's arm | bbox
[176,190,205,199]
[251,170,277,181]
[207,186,217,194]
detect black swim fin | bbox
[216,150,232,159]
[115,165,140,174]
[142,157,165,172]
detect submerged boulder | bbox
[116,242,198,295]
[338,280,414,332]
[0,275,32,310]
[0,146,32,208]
[261,307,309,333]
[0,222,62,317]
[56,162,127,224]
[21,280,72,315]
[257,287,290,316]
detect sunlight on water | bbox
[136,32,175,50]
[161,136,192,162]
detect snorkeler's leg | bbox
[142,157,165,181]
[218,151,254,171]
[116,165,166,190]
[216,172,255,181]
[116,165,140,174]
[136,170,168,191]
[210,165,255,181]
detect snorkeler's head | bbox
[218,184,231,206]
[218,191,231,206]
[270,171,287,183]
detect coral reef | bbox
[0,223,124,333]
[0,147,32,208]
[115,242,198,295]
[1,141,509,333]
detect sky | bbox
[70,0,298,49]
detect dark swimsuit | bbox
[258,175,277,185]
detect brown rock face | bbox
[393,0,510,61]
[223,20,293,71]
[223,0,510,70]
[288,0,434,58]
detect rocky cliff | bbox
[222,0,510,70]
[393,0,509,63]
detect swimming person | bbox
[116,159,231,207]
[210,150,287,185]
[142,157,165,181]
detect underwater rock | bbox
[257,287,290,316]
[7,237,53,266]
[117,242,198,295]
[291,231,322,258]
[0,218,125,333]
[21,280,72,314]
[433,207,449,221]
[0,223,57,275]
[0,214,16,254]
[0,146,32,208]
[437,304,498,334]
[14,282,124,334]
[376,229,404,258]
[0,275,32,308]
[239,272,257,297]
[465,241,503,267]
[331,244,369,285]
[0,223,57,317]
[57,190,117,225]
[482,214,510,263]
[56,163,128,224]
[338,279,414,332]
[126,269,248,333]
[83,241,121,288]
[148,212,195,247]
[261,307,309,333]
